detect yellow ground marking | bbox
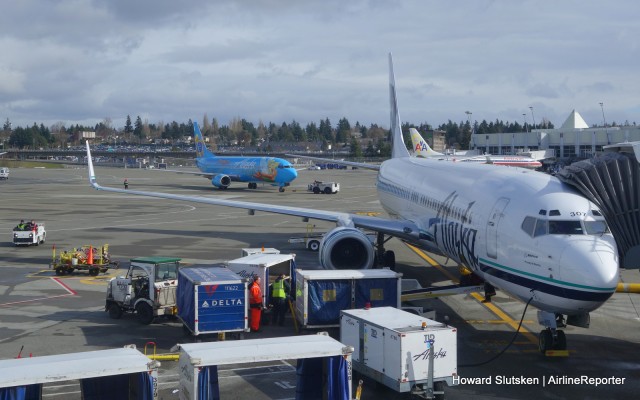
[405,243,538,346]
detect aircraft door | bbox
[486,197,510,259]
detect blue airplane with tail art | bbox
[177,122,297,192]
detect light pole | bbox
[465,111,473,134]
[522,113,527,132]
[529,106,536,129]
[599,102,606,127]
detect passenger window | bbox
[521,217,536,237]
[533,219,548,237]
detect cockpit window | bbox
[523,216,607,237]
[584,220,609,235]
[278,165,292,169]
[548,220,583,235]
[533,219,548,237]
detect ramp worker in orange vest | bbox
[249,276,263,332]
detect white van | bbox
[0,168,8,180]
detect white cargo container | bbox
[240,247,280,257]
[0,346,159,399]
[340,307,457,397]
[227,252,295,306]
[295,269,401,328]
[177,334,353,400]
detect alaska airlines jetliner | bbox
[178,122,297,192]
[86,54,618,353]
[410,128,543,169]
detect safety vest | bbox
[272,279,285,299]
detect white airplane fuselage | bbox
[377,157,619,315]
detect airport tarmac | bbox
[1,165,639,399]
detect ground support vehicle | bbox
[0,167,8,179]
[49,244,118,276]
[12,222,45,246]
[287,223,323,251]
[307,180,340,194]
[294,269,402,329]
[177,265,249,338]
[340,307,457,400]
[106,257,181,324]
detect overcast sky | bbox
[1,0,638,132]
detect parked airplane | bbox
[171,122,298,192]
[86,54,618,353]
[410,128,543,169]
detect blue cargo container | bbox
[177,266,249,336]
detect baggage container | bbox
[340,307,457,397]
[177,265,249,337]
[227,253,295,307]
[177,334,353,400]
[294,269,401,328]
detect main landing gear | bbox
[248,183,258,189]
[375,232,396,270]
[537,311,569,353]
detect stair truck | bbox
[177,265,250,339]
[340,307,458,400]
[105,257,181,324]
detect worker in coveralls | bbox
[249,276,263,332]
[271,274,290,326]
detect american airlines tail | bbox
[193,122,215,159]
[389,53,410,159]
[409,128,445,158]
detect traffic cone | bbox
[87,246,94,265]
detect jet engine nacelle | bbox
[318,227,375,270]
[211,174,231,189]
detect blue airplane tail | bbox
[193,121,215,159]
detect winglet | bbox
[389,53,410,159]
[409,128,444,158]
[193,121,214,158]
[85,140,100,189]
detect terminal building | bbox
[469,110,640,161]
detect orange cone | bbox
[87,246,94,265]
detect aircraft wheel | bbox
[539,330,553,353]
[308,240,320,252]
[555,330,567,350]
[383,250,396,270]
[108,304,123,319]
[136,302,154,325]
[279,187,285,192]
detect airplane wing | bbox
[87,142,419,242]
[285,154,380,171]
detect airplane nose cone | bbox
[289,167,298,181]
[560,237,619,291]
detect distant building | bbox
[470,110,640,160]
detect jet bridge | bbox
[556,142,640,269]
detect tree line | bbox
[2,114,557,157]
